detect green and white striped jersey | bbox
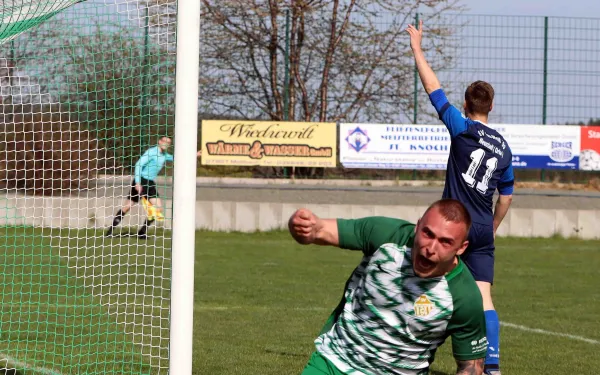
[314,217,487,375]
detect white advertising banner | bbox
[340,123,581,170]
[488,124,580,170]
[340,123,451,170]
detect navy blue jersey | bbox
[429,89,515,225]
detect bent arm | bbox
[456,359,484,375]
[289,213,413,256]
[313,219,340,247]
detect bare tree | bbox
[0,11,176,194]
[200,0,463,177]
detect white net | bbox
[0,1,177,374]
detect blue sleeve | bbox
[428,89,468,138]
[497,163,515,195]
[134,150,151,184]
[166,153,174,162]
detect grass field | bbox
[0,226,172,375]
[195,231,600,375]
[0,227,598,374]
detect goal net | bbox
[0,0,191,374]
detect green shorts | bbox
[301,351,346,375]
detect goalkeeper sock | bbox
[106,209,126,236]
[112,209,126,227]
[138,218,155,236]
[484,310,500,368]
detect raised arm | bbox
[406,20,468,138]
[406,20,441,95]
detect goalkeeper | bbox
[105,136,201,239]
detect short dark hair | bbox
[424,199,472,237]
[464,80,494,116]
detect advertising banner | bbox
[579,126,600,171]
[488,124,580,170]
[201,120,337,167]
[339,123,451,169]
[340,123,581,170]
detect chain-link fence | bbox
[199,8,600,183]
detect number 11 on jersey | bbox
[462,148,498,194]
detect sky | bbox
[409,0,600,125]
[8,0,598,125]
[459,0,600,18]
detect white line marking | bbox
[501,322,600,345]
[195,305,330,312]
[9,303,600,346]
[0,353,65,375]
[197,306,600,345]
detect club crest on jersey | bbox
[413,294,434,317]
[345,127,370,152]
[477,129,485,137]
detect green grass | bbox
[195,231,600,375]
[0,226,172,375]
[0,227,598,374]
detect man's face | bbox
[412,207,469,278]
[158,137,172,151]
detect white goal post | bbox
[170,0,200,373]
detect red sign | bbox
[579,126,600,170]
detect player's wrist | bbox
[313,218,339,246]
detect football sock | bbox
[484,310,500,369]
[138,218,155,236]
[111,209,126,228]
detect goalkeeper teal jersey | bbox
[134,146,174,184]
[314,217,487,375]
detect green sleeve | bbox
[336,217,415,256]
[447,268,488,361]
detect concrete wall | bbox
[0,193,174,230]
[195,201,600,239]
[1,193,596,239]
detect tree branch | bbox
[317,0,356,122]
[268,0,283,120]
[293,6,311,121]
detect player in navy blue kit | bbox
[407,20,514,375]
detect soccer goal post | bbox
[0,1,198,374]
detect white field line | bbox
[0,353,64,375]
[196,305,600,345]
[500,322,600,345]
[10,303,600,345]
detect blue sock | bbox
[484,310,500,368]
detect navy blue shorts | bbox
[460,222,495,284]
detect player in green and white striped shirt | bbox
[288,199,487,375]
